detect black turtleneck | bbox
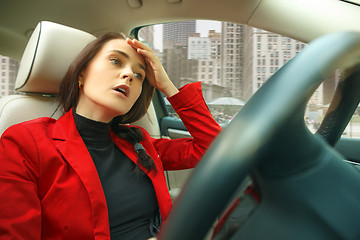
[74,111,157,240]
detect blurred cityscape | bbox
[139,22,351,124]
[139,21,359,136]
[139,21,338,102]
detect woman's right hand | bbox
[126,38,179,98]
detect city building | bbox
[0,55,19,97]
[244,26,308,100]
[188,33,210,60]
[242,26,338,121]
[161,21,198,89]
[192,31,222,88]
[162,44,198,89]
[221,22,244,99]
[163,20,196,48]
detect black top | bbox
[74,112,158,240]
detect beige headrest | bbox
[15,21,96,94]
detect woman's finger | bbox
[126,38,153,52]
[136,48,157,64]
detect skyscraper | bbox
[243,26,308,100]
[241,26,338,123]
[220,22,244,99]
[163,20,196,48]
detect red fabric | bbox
[0,82,221,240]
[212,198,242,237]
[244,184,261,203]
[211,184,261,239]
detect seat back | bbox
[0,21,161,138]
[0,21,95,135]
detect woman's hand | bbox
[126,38,179,97]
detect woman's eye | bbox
[110,58,121,65]
[134,73,143,80]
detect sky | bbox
[196,20,221,37]
[153,20,221,51]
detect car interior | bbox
[1,0,360,239]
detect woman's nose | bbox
[120,71,134,83]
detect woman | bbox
[0,32,221,239]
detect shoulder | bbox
[2,117,56,139]
[0,117,58,183]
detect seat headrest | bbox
[15,21,96,95]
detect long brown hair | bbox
[59,32,156,173]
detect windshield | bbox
[139,20,360,138]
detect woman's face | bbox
[76,38,146,123]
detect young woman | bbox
[0,32,221,239]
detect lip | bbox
[112,84,130,98]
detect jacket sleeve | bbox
[152,82,222,170]
[0,125,41,239]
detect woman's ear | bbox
[79,69,86,79]
[78,69,86,88]
[78,76,84,88]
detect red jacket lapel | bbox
[51,110,110,237]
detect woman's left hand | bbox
[126,38,179,97]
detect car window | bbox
[138,20,360,138]
[0,55,19,97]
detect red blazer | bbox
[0,82,221,240]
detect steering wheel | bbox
[159,32,360,240]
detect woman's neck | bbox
[73,110,113,148]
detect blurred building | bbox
[221,22,244,99]
[163,20,196,48]
[0,55,19,97]
[242,26,308,100]
[242,26,338,122]
[188,33,210,59]
[188,31,222,88]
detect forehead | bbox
[100,38,145,66]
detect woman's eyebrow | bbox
[108,49,146,71]
[109,49,129,59]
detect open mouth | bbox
[113,85,130,97]
[114,87,127,96]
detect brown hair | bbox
[58,32,156,173]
